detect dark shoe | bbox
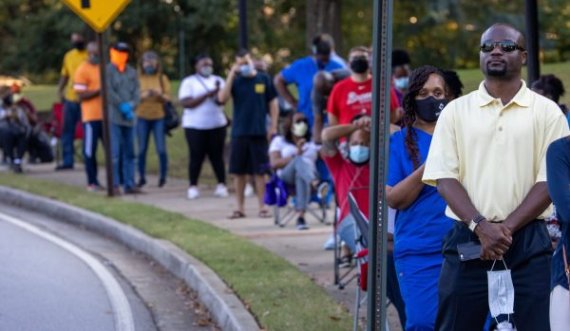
[55,165,74,171]
[124,187,143,195]
[158,178,166,188]
[296,217,309,230]
[137,178,147,188]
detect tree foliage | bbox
[0,0,567,83]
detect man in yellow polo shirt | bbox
[74,41,103,191]
[57,32,88,170]
[423,23,569,331]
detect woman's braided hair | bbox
[402,65,445,169]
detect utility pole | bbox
[525,0,540,84]
[238,0,248,49]
[368,0,393,330]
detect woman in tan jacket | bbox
[136,51,171,187]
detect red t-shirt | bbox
[327,77,400,125]
[324,153,370,222]
[327,77,372,124]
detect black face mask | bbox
[415,96,447,122]
[350,57,369,74]
[73,41,86,50]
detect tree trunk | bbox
[306,0,342,54]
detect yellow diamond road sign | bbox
[62,0,132,33]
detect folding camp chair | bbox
[43,102,84,165]
[347,193,391,331]
[266,173,333,228]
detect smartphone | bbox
[457,241,481,261]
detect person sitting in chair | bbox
[269,112,321,230]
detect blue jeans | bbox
[279,157,316,211]
[136,118,168,182]
[111,123,135,190]
[83,121,103,186]
[61,100,81,167]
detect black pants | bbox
[436,221,552,331]
[0,124,27,163]
[184,127,226,186]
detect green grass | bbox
[0,173,352,331]
[23,62,570,183]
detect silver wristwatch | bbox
[468,214,486,232]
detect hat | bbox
[112,42,130,52]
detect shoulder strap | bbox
[194,74,212,93]
[158,74,165,94]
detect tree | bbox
[306,0,342,53]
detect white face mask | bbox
[199,66,213,77]
[292,121,308,137]
[487,260,515,328]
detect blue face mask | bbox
[143,65,157,75]
[349,145,370,165]
[394,76,409,90]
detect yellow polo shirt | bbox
[60,48,88,102]
[423,80,569,222]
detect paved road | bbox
[0,205,218,331]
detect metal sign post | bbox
[367,0,393,330]
[525,0,540,85]
[96,33,114,197]
[61,0,133,197]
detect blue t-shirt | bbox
[231,72,277,137]
[388,128,454,259]
[280,56,343,127]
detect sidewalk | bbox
[23,163,401,330]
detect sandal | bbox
[258,209,272,218]
[228,210,246,219]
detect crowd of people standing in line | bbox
[3,22,570,331]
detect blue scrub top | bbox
[388,128,454,260]
[280,56,343,127]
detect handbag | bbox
[159,75,180,135]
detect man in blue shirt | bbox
[219,49,279,219]
[274,34,344,131]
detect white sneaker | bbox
[244,183,254,197]
[187,186,200,200]
[213,184,229,197]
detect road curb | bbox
[0,186,260,331]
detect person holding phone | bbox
[136,50,171,188]
[179,54,229,199]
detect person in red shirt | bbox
[321,115,407,328]
[327,46,372,126]
[327,46,401,132]
[321,115,371,252]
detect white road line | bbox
[0,212,135,331]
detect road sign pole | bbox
[367,0,393,330]
[97,32,115,197]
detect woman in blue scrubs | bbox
[386,65,454,331]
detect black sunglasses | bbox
[480,40,525,53]
[294,119,308,124]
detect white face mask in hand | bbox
[488,259,516,330]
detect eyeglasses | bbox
[480,40,525,53]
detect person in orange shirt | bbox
[74,41,104,191]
